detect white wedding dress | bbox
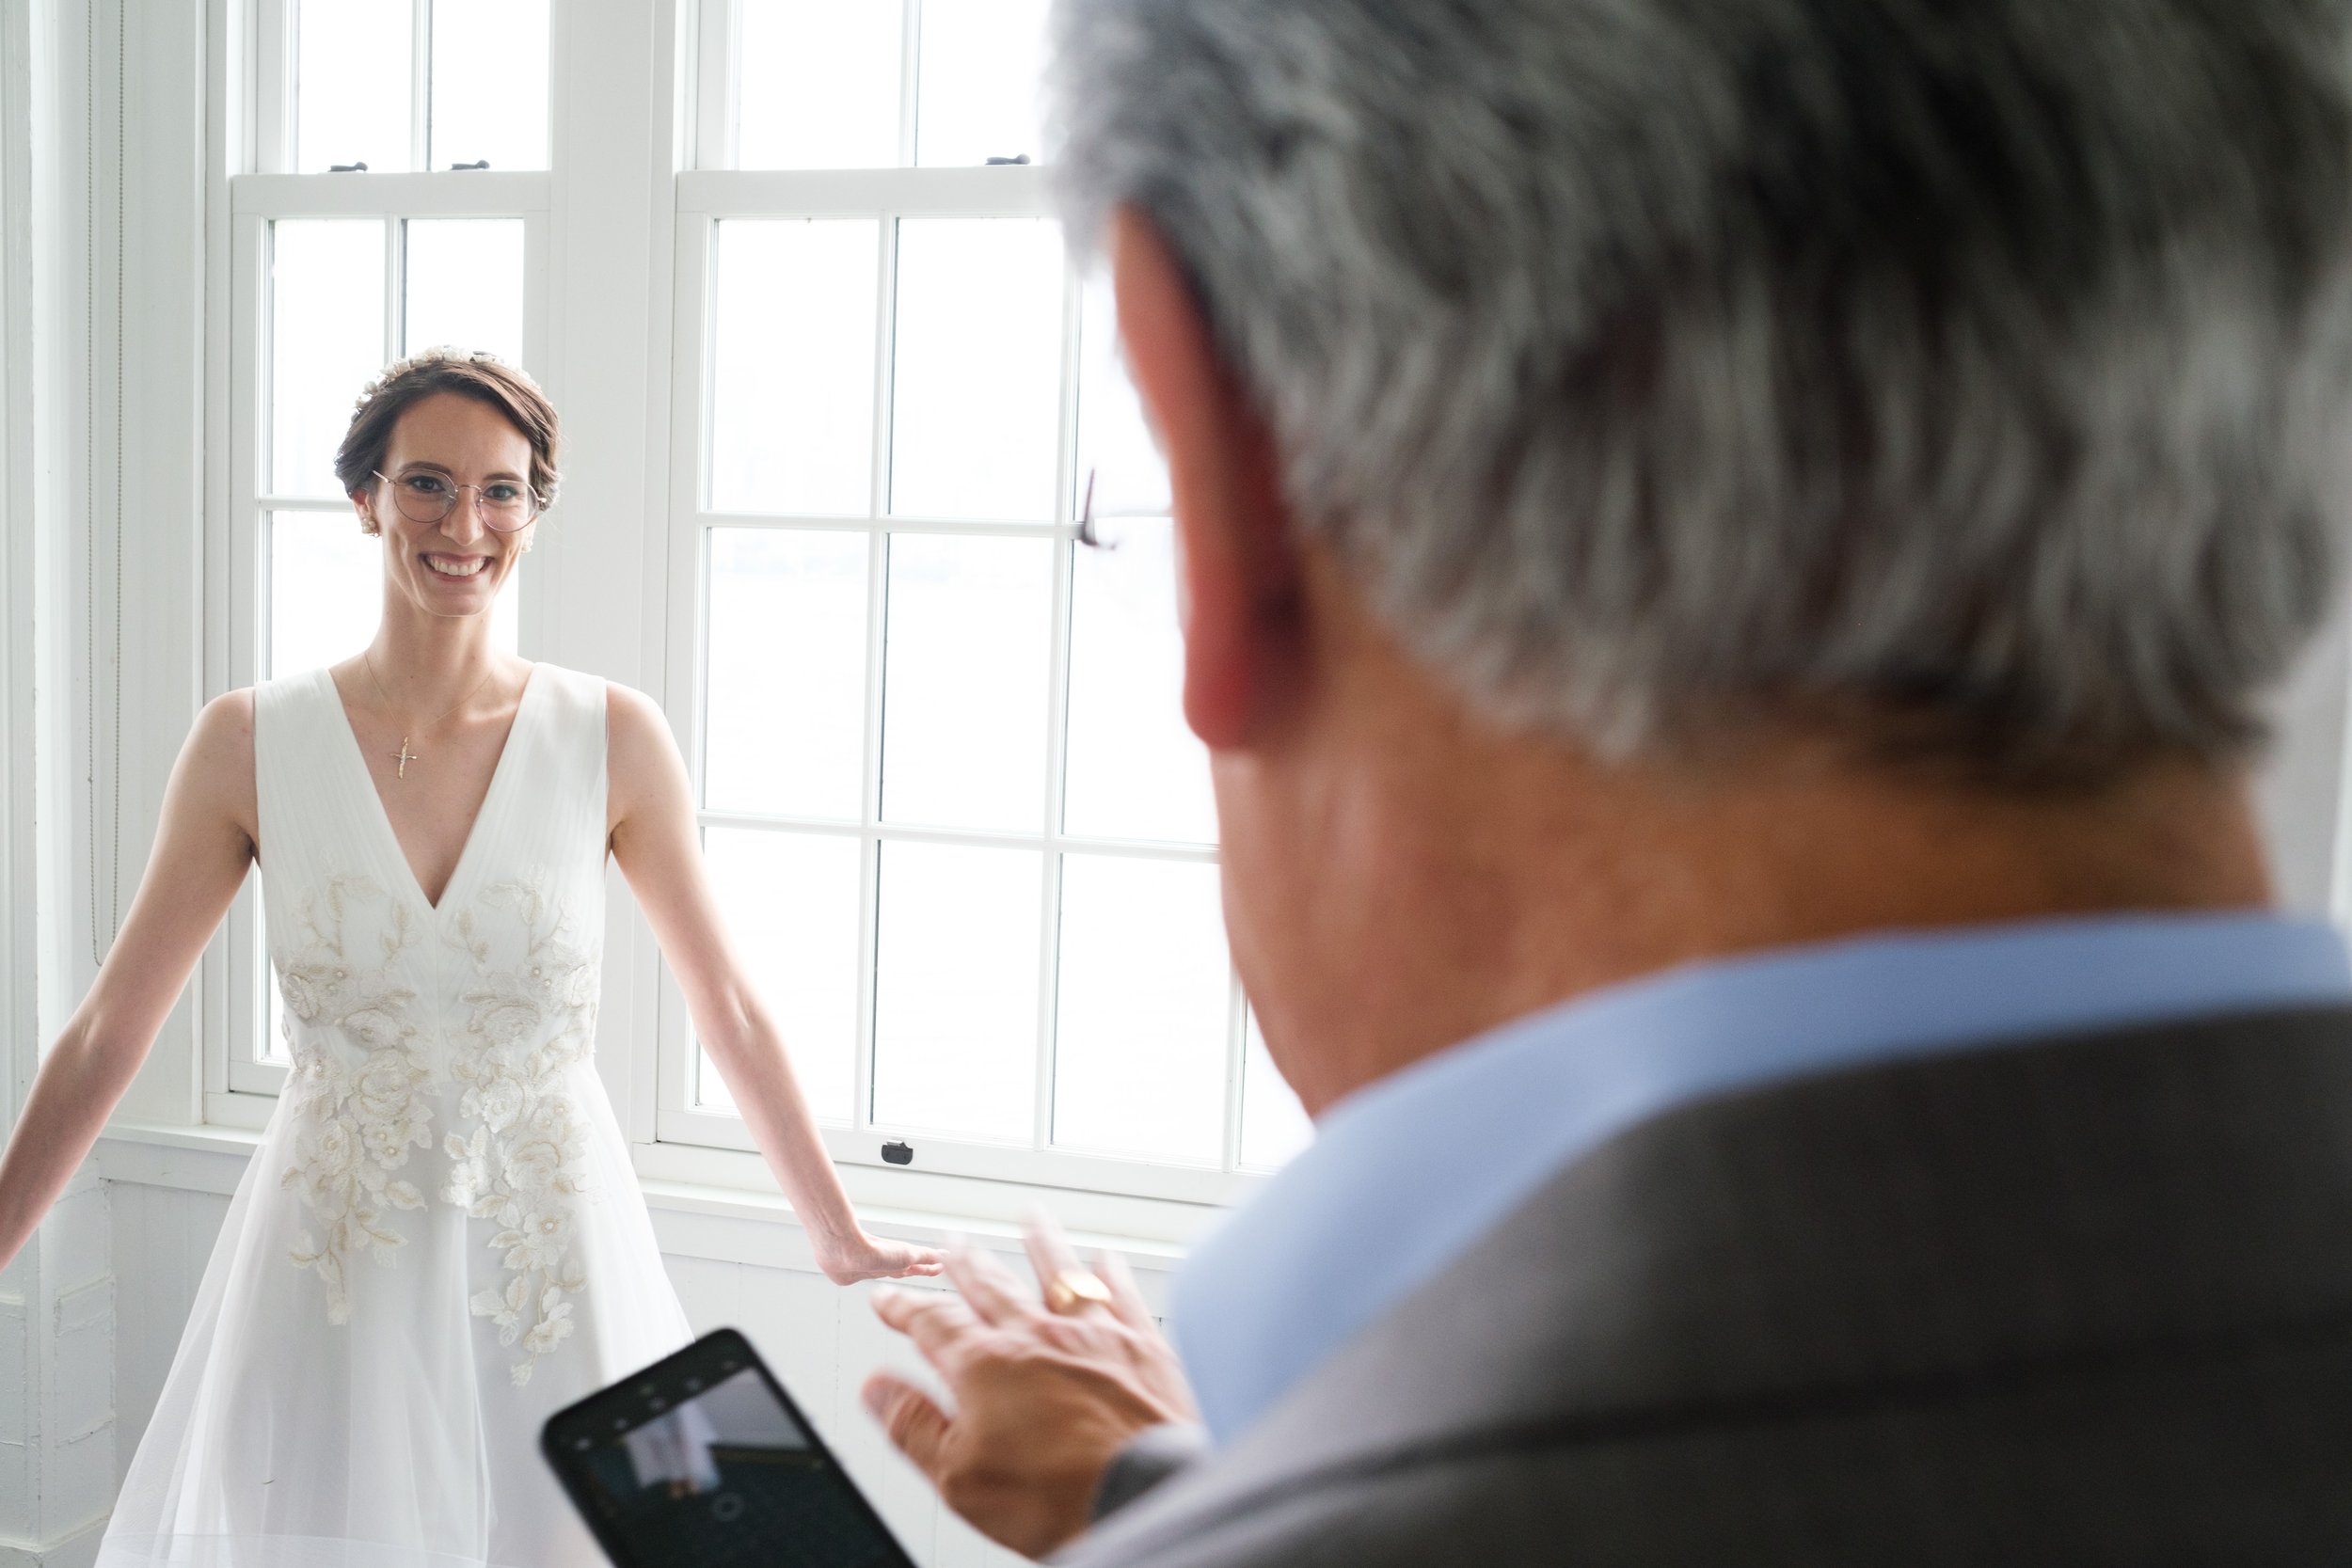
[101,663,696,1568]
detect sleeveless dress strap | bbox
[495,664,609,866]
[252,668,355,906]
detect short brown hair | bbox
[334,347,563,510]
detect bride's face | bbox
[359,391,538,623]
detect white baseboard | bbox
[0,1513,107,1568]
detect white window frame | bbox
[203,0,551,1123]
[194,0,1280,1227]
[652,0,1270,1208]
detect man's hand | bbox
[861,1218,1199,1559]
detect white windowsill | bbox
[94,1121,1201,1304]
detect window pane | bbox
[271,220,387,498]
[1063,522,1216,845]
[736,0,902,169]
[914,0,1051,167]
[296,0,412,172]
[710,220,881,516]
[705,528,870,820]
[697,828,864,1122]
[871,840,1042,1140]
[1242,1012,1313,1170]
[1073,270,1169,521]
[881,533,1052,832]
[268,511,516,678]
[265,941,290,1063]
[268,512,385,676]
[405,218,525,364]
[429,0,550,170]
[1052,855,1229,1164]
[888,218,1064,521]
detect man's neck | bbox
[1237,722,2274,1117]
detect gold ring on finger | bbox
[1043,1267,1114,1315]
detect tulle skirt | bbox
[98,1069,693,1568]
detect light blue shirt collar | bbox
[1171,911,2352,1444]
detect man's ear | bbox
[1109,208,1300,751]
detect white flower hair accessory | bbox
[351,344,546,415]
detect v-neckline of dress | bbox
[319,661,542,916]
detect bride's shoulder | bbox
[192,686,257,748]
[599,681,689,827]
[598,678,671,752]
[175,688,260,827]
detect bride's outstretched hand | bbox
[818,1232,945,1284]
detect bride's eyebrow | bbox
[394,461,527,482]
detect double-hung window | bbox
[661,0,1309,1202]
[209,0,1311,1204]
[215,0,544,1104]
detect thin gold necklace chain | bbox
[359,648,504,758]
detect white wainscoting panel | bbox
[109,1185,232,1500]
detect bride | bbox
[0,347,939,1567]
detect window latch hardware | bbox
[328,161,368,172]
[1076,468,1120,550]
[449,160,489,170]
[984,153,1031,166]
[880,1140,914,1166]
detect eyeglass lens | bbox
[383,469,537,532]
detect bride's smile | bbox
[367,389,539,620]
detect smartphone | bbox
[542,1327,918,1568]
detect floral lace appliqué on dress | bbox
[444,877,600,1387]
[277,870,600,1386]
[276,875,432,1323]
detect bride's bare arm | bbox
[604,684,941,1284]
[0,692,260,1272]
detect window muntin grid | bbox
[678,203,1311,1187]
[728,0,1054,172]
[249,213,526,1070]
[221,0,1316,1192]
[238,0,545,1088]
[294,0,550,173]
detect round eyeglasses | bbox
[373,468,542,533]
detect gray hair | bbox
[1049,0,2352,781]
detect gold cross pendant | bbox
[392,738,418,779]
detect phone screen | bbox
[544,1332,914,1568]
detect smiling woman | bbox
[0,348,944,1568]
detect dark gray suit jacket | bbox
[1064,1007,2352,1565]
